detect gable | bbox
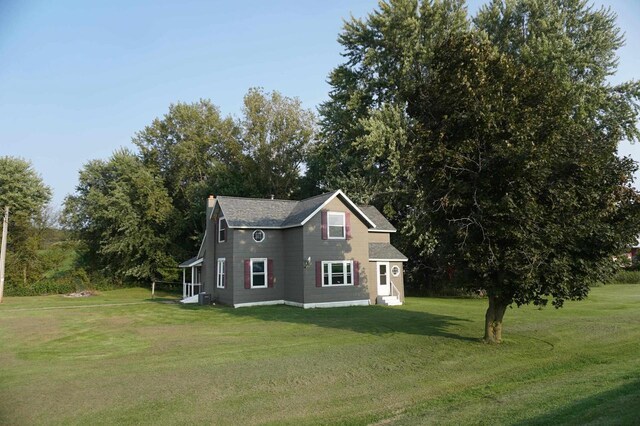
[214,190,377,230]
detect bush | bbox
[611,270,640,284]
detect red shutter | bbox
[345,212,352,240]
[321,210,328,240]
[353,260,360,286]
[244,260,251,289]
[268,259,274,288]
[316,261,322,287]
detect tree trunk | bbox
[483,295,508,344]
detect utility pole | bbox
[0,206,8,303]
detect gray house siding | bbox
[367,260,405,304]
[232,229,286,305]
[390,261,405,302]
[368,232,391,244]
[283,227,304,303]
[209,208,234,306]
[302,197,370,304]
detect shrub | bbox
[611,270,640,284]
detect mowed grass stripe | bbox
[0,285,638,425]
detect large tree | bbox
[318,0,640,342]
[133,91,315,258]
[63,150,175,283]
[0,157,52,299]
[241,88,316,199]
[133,99,243,258]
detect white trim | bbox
[321,260,354,286]
[197,230,207,258]
[218,217,227,242]
[216,258,226,288]
[300,299,370,309]
[252,229,265,243]
[327,211,346,239]
[369,229,397,233]
[233,299,370,309]
[179,258,203,268]
[234,300,285,308]
[391,265,401,277]
[377,262,391,296]
[369,258,408,262]
[250,258,268,288]
[300,190,377,228]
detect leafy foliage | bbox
[63,150,175,282]
[316,0,640,341]
[0,156,52,290]
[241,88,316,199]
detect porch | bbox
[178,256,203,301]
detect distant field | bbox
[0,285,638,425]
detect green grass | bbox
[0,286,638,425]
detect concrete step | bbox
[377,295,402,306]
[180,294,199,304]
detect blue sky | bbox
[1,0,639,208]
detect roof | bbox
[358,205,396,232]
[369,243,408,261]
[216,196,298,227]
[179,256,203,268]
[215,190,380,230]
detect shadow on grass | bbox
[518,378,640,425]
[213,303,474,342]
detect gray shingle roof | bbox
[179,256,203,267]
[280,192,335,227]
[369,243,408,261]
[358,205,396,232]
[217,196,298,227]
[216,190,388,231]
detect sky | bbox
[1,0,639,209]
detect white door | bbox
[377,262,390,296]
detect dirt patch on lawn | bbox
[64,290,97,298]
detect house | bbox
[179,190,408,308]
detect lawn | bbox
[0,285,638,425]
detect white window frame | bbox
[322,260,353,287]
[218,218,226,242]
[327,211,346,240]
[250,258,268,289]
[216,258,226,288]
[391,265,400,277]
[252,229,265,243]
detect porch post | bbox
[182,268,186,298]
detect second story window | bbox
[218,218,227,242]
[327,212,346,239]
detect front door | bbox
[377,262,390,296]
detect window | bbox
[216,258,225,288]
[322,261,353,286]
[252,229,265,243]
[251,258,267,288]
[218,218,227,242]
[391,265,400,277]
[327,212,346,239]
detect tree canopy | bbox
[63,150,175,282]
[0,156,52,291]
[315,0,640,342]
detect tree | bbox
[240,88,316,199]
[0,157,52,301]
[63,150,175,282]
[133,99,244,258]
[319,0,640,342]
